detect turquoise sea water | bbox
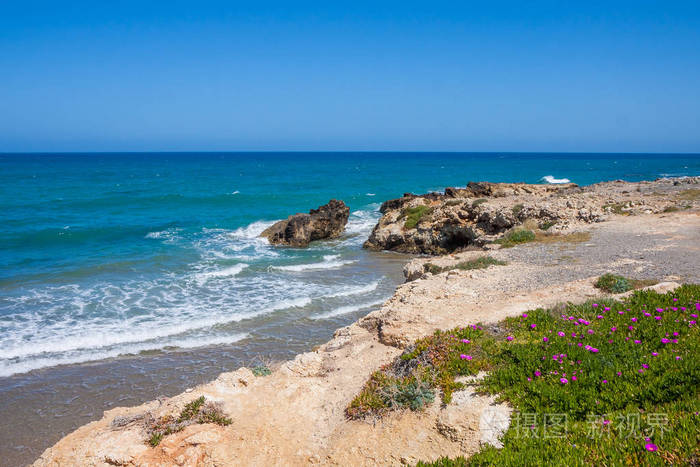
[0,152,699,378]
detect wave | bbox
[541,175,571,184]
[271,255,356,272]
[0,333,249,378]
[324,280,380,298]
[311,298,386,320]
[193,264,248,283]
[0,290,311,363]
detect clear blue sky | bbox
[1,1,699,152]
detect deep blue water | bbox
[1,152,698,376]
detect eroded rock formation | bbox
[261,199,350,247]
[364,178,699,255]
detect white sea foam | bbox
[145,228,182,242]
[541,175,571,184]
[0,333,250,378]
[272,255,356,272]
[193,264,248,283]
[324,280,380,298]
[311,298,386,320]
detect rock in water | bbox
[261,199,350,247]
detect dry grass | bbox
[533,231,592,244]
[677,189,700,201]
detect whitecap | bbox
[0,333,250,378]
[541,175,571,184]
[193,264,248,284]
[271,257,356,272]
[311,298,386,320]
[324,281,380,298]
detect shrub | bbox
[252,365,272,376]
[595,273,632,293]
[539,220,557,230]
[511,204,524,216]
[403,205,433,229]
[471,198,488,208]
[423,257,506,275]
[145,396,232,446]
[495,229,536,248]
[663,205,680,213]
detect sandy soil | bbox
[33,211,700,466]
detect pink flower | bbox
[597,315,604,319]
[534,370,541,377]
[560,378,568,384]
[460,354,472,360]
[618,311,624,315]
[590,348,599,353]
[571,376,577,381]
[651,352,658,356]
[592,303,599,308]
[616,371,622,376]
[654,316,662,321]
[604,307,611,311]
[530,324,537,329]
[611,327,617,332]
[645,443,658,452]
[506,336,514,341]
[588,329,595,334]
[461,339,470,344]
[542,337,549,342]
[522,313,528,318]
[642,363,649,369]
[558,331,565,337]
[634,340,641,344]
[661,338,670,343]
[602,379,607,384]
[676,356,682,360]
[631,317,638,322]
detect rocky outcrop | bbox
[364,177,700,255]
[261,199,350,247]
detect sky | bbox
[1,1,699,153]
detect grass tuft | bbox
[423,256,506,275]
[403,205,433,229]
[495,229,536,248]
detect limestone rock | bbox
[261,199,349,247]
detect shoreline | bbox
[31,178,700,466]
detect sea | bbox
[0,152,698,465]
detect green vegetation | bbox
[663,205,680,213]
[495,229,536,248]
[595,273,658,294]
[146,396,232,446]
[423,256,507,275]
[471,198,488,208]
[539,220,557,230]
[350,286,700,465]
[511,204,524,216]
[403,205,433,229]
[252,364,272,376]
